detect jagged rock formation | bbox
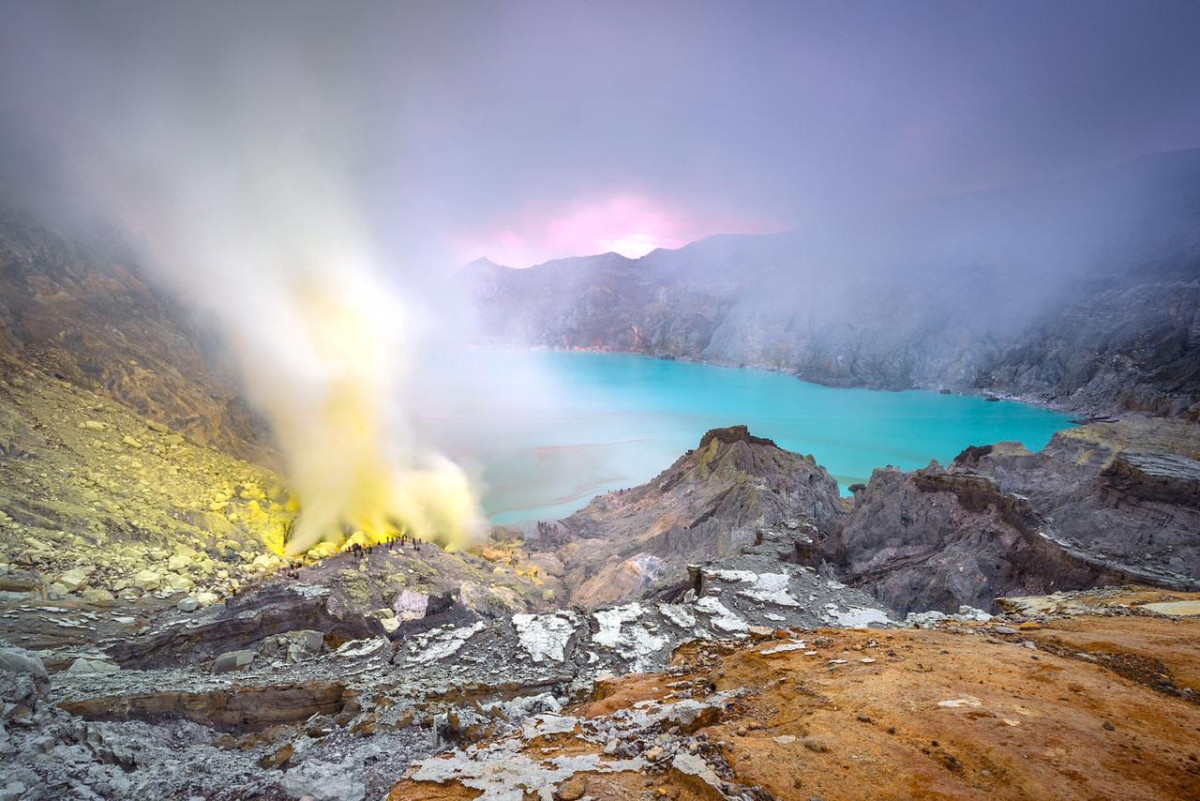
[521,419,1200,619]
[957,417,1200,578]
[830,465,1174,614]
[829,417,1200,613]
[0,200,267,461]
[463,150,1200,417]
[538,426,846,606]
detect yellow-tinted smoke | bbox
[254,274,484,556]
[52,40,491,557]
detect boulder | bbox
[177,597,200,613]
[195,591,220,607]
[307,542,339,559]
[133,569,161,591]
[392,590,429,621]
[0,647,50,693]
[0,781,27,801]
[66,658,120,674]
[280,757,365,801]
[252,553,280,571]
[212,649,256,674]
[57,567,89,593]
[284,630,324,663]
[161,573,194,593]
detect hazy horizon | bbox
[3,1,1200,272]
[466,143,1200,270]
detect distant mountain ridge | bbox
[462,150,1200,418]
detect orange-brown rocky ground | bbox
[392,590,1200,800]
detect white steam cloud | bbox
[16,14,489,554]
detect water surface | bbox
[415,349,1072,524]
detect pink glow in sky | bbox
[458,194,781,268]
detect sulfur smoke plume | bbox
[115,119,486,556]
[118,146,485,553]
[2,8,490,555]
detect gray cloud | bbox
[2,0,1199,269]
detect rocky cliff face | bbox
[978,281,1200,417]
[538,426,847,606]
[829,417,1200,613]
[463,150,1200,418]
[524,417,1200,618]
[0,201,268,462]
[956,417,1200,579]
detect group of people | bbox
[347,533,420,560]
[214,532,432,611]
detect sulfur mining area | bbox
[3,325,1200,801]
[1,211,1200,800]
[1,196,1199,801]
[6,4,1200,800]
[3,359,1196,801]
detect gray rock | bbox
[212,649,256,674]
[280,757,365,801]
[392,589,429,621]
[0,781,27,801]
[284,630,325,663]
[0,647,50,693]
[827,460,1199,614]
[543,426,847,608]
[66,658,120,674]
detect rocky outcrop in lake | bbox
[536,425,846,607]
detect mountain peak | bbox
[462,256,507,270]
[697,424,778,450]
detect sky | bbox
[2,0,1200,270]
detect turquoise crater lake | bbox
[415,349,1073,525]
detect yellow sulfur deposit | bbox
[245,277,485,557]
